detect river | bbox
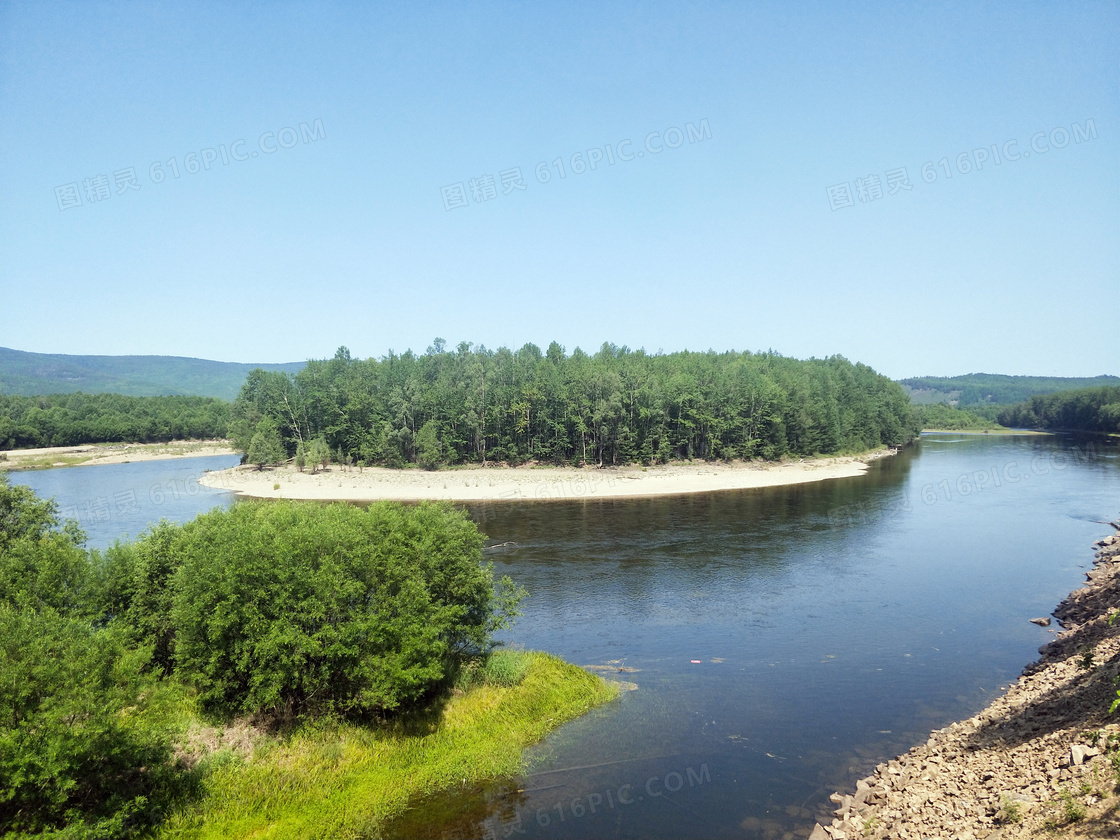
[9,434,1118,839]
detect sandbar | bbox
[199,450,897,503]
[1,440,237,470]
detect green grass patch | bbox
[156,651,618,839]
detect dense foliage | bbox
[900,373,1119,408]
[229,342,918,468]
[0,475,520,836]
[0,608,186,839]
[0,393,230,450]
[167,501,521,718]
[0,476,185,839]
[997,386,1120,433]
[911,403,1004,431]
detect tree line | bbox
[997,386,1120,433]
[0,393,230,450]
[230,342,920,469]
[899,373,1119,408]
[911,403,1003,431]
[0,475,520,837]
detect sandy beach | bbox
[0,440,237,470]
[198,450,896,502]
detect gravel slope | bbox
[814,522,1120,840]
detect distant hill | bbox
[0,348,306,401]
[898,373,1120,408]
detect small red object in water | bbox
[690,659,702,663]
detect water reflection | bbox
[386,435,1118,839]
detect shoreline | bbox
[920,428,1050,436]
[198,449,898,503]
[158,651,619,838]
[815,518,1120,840]
[0,440,237,471]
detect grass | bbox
[997,795,1023,824]
[1062,789,1087,823]
[156,650,619,840]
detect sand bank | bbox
[198,451,896,502]
[0,440,237,470]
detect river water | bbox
[9,435,1118,839]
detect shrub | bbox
[0,473,91,614]
[171,500,523,719]
[0,606,185,838]
[92,521,181,673]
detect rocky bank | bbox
[813,521,1120,840]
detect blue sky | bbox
[1,1,1115,379]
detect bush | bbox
[0,474,91,614]
[171,500,523,719]
[0,606,185,838]
[92,521,181,673]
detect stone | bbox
[1029,617,1051,626]
[808,826,829,840]
[1069,744,1099,765]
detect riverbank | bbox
[157,651,619,839]
[0,439,236,470]
[199,450,897,502]
[919,429,1050,435]
[815,520,1120,840]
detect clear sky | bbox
[1,1,1116,379]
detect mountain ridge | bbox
[0,347,306,401]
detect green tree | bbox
[171,500,523,719]
[308,436,331,473]
[92,521,182,673]
[0,474,90,614]
[246,419,286,470]
[416,419,443,470]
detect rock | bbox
[1029,617,1051,626]
[1070,744,1099,765]
[809,826,829,840]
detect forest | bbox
[0,393,230,449]
[899,373,1118,408]
[997,385,1120,433]
[228,342,920,469]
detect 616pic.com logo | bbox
[53,119,326,212]
[826,118,1097,211]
